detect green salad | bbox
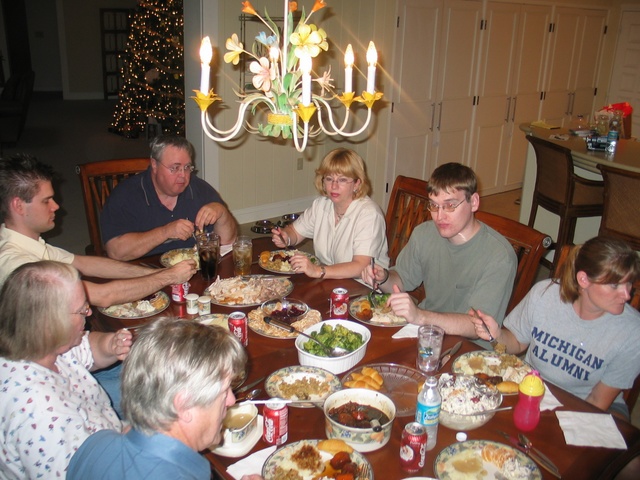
[303,324,364,357]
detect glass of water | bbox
[417,325,445,373]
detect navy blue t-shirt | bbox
[100,168,224,256]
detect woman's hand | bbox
[289,253,317,276]
[110,328,133,361]
[271,227,289,248]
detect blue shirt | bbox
[100,167,224,256]
[67,429,211,479]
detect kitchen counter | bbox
[518,123,639,251]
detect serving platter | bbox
[99,291,170,319]
[349,295,407,327]
[452,350,533,384]
[262,439,373,480]
[265,366,341,408]
[341,363,427,417]
[247,308,321,339]
[435,440,541,480]
[258,249,319,274]
[206,275,293,307]
[160,247,198,267]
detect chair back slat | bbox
[76,158,150,256]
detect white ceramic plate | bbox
[160,247,199,267]
[195,313,229,330]
[349,295,407,327]
[435,440,541,480]
[452,350,532,384]
[341,363,426,417]
[99,291,170,319]
[259,249,320,274]
[265,366,341,408]
[262,439,373,480]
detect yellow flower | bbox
[241,1,257,15]
[289,1,298,12]
[311,0,327,13]
[290,24,328,59]
[224,33,244,65]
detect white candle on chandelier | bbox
[344,44,354,93]
[199,37,213,93]
[366,41,377,94]
[300,54,312,106]
[269,46,280,78]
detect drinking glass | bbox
[196,232,220,281]
[232,236,253,276]
[417,325,445,373]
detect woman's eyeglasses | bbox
[323,176,354,186]
[426,199,466,213]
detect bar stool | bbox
[525,135,604,273]
[597,163,640,251]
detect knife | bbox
[233,375,266,394]
[439,340,463,370]
[497,431,562,478]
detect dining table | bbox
[90,236,640,480]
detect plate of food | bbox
[452,350,533,393]
[265,366,342,408]
[349,294,407,327]
[99,291,170,319]
[160,247,199,267]
[262,439,373,480]
[435,440,541,479]
[259,249,319,274]
[195,313,229,330]
[341,363,427,417]
[247,307,321,339]
[206,275,293,307]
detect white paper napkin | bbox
[556,411,627,449]
[541,383,563,411]
[392,323,419,339]
[226,446,276,480]
[221,244,233,257]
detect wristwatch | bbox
[319,266,326,279]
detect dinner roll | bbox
[317,439,354,454]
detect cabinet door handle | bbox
[437,102,443,131]
[511,96,517,122]
[429,103,436,132]
[505,97,512,122]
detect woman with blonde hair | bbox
[472,236,640,418]
[272,148,389,279]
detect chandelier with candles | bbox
[192,0,383,152]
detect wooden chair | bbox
[526,135,604,274]
[555,244,640,412]
[597,163,640,251]
[475,211,552,314]
[385,175,432,266]
[76,158,150,256]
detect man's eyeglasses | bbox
[323,176,354,186]
[157,161,196,175]
[427,199,466,213]
[71,303,92,317]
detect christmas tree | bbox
[110,0,185,138]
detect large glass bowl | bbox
[438,373,503,431]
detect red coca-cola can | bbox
[171,282,190,303]
[330,287,349,319]
[228,311,248,347]
[263,402,288,445]
[400,422,427,472]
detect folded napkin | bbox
[221,244,233,257]
[227,446,276,480]
[541,383,563,411]
[556,411,627,449]
[392,323,419,339]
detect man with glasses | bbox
[101,135,237,260]
[362,163,516,347]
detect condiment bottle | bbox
[513,370,545,432]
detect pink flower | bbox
[250,57,274,94]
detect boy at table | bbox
[100,135,237,261]
[362,163,517,348]
[67,318,263,480]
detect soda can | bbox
[263,402,288,445]
[400,422,427,472]
[330,287,349,319]
[228,311,249,347]
[171,282,190,303]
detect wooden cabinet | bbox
[100,9,131,100]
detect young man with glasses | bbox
[362,163,517,347]
[100,135,237,260]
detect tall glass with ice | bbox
[417,325,444,373]
[232,236,253,276]
[196,232,220,281]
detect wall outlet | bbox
[297,158,303,170]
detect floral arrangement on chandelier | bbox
[193,0,383,151]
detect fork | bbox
[358,463,372,480]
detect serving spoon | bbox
[234,388,261,403]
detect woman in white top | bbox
[272,148,389,279]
